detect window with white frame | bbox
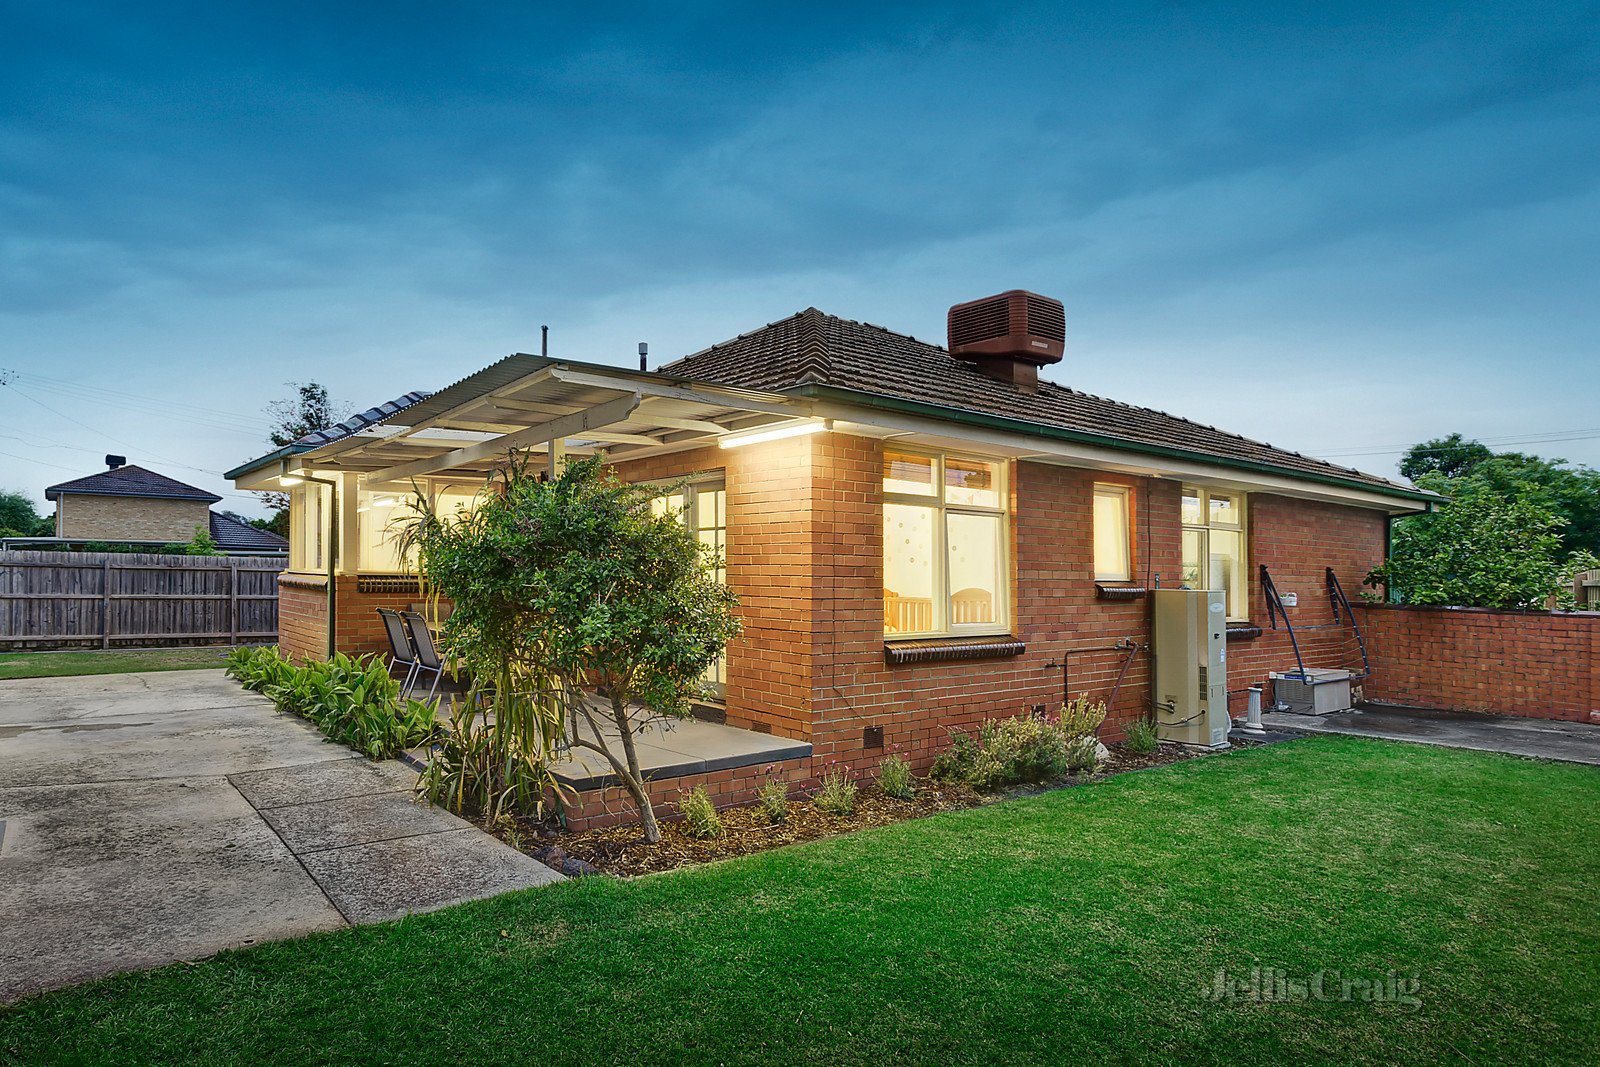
[1092,484,1131,581]
[652,480,728,699]
[1181,485,1247,619]
[289,483,329,573]
[883,450,1009,637]
[356,490,412,572]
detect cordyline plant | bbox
[401,453,739,842]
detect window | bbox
[653,480,728,699]
[883,450,1008,637]
[289,483,329,573]
[1093,484,1131,581]
[1181,486,1247,619]
[356,491,412,572]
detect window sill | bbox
[885,636,1026,665]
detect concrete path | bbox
[1261,703,1600,766]
[0,669,561,1003]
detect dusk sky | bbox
[3,2,1597,518]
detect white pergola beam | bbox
[367,392,641,484]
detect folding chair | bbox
[377,608,418,694]
[401,610,445,701]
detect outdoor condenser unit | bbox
[1152,589,1231,750]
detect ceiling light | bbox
[278,475,303,486]
[718,420,829,450]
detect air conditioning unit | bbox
[1270,668,1353,716]
[947,290,1066,388]
[1153,589,1231,749]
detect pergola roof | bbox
[254,354,810,489]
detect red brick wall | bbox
[276,573,439,664]
[277,575,329,661]
[1357,604,1600,722]
[1226,494,1387,712]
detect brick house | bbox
[226,292,1439,817]
[26,461,288,556]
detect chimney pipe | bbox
[540,325,549,358]
[638,342,648,372]
[105,454,126,470]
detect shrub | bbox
[227,645,437,760]
[1124,719,1158,755]
[757,772,789,824]
[678,785,723,838]
[420,692,555,823]
[931,702,1108,791]
[813,766,858,815]
[876,754,915,799]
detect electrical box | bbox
[1270,668,1353,716]
[1153,589,1231,749]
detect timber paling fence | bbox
[0,550,285,651]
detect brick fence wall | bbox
[1356,604,1600,722]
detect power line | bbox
[0,381,233,480]
[1311,428,1600,460]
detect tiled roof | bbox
[208,512,288,553]
[294,391,433,447]
[45,464,222,503]
[662,309,1416,494]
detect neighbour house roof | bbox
[45,464,222,504]
[662,308,1423,498]
[208,512,288,553]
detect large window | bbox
[653,480,728,699]
[883,450,1009,637]
[1093,484,1131,581]
[289,483,329,573]
[1181,486,1247,619]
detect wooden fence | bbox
[0,550,285,651]
[1576,569,1600,610]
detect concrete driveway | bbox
[0,669,561,1003]
[1261,703,1600,765]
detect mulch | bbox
[491,740,1213,878]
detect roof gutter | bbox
[225,443,315,482]
[789,383,1443,507]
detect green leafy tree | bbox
[1399,434,1494,482]
[185,525,220,556]
[1368,475,1567,609]
[405,455,739,842]
[256,382,345,532]
[0,489,52,537]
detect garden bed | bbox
[493,740,1213,876]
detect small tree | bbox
[185,524,220,556]
[1367,476,1567,609]
[407,455,739,842]
[256,382,345,532]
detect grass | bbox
[3,736,1596,1064]
[0,645,242,680]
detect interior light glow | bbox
[717,420,828,450]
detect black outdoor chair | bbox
[377,608,418,694]
[400,610,445,701]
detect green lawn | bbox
[0,645,241,680]
[3,737,1596,1065]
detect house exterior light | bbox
[717,419,829,449]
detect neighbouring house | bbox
[6,458,288,556]
[226,291,1443,823]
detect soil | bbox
[490,740,1215,877]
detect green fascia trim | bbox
[224,443,313,481]
[791,383,1442,506]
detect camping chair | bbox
[377,608,418,694]
[400,610,445,701]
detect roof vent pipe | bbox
[105,454,126,470]
[638,342,648,372]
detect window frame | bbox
[1092,483,1133,582]
[1180,485,1249,621]
[649,475,729,700]
[289,483,330,574]
[882,448,1011,640]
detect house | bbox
[225,291,1439,820]
[18,459,288,556]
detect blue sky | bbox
[3,2,1597,517]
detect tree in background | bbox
[1375,434,1600,609]
[185,524,220,556]
[255,382,346,537]
[0,489,55,538]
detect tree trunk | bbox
[611,694,661,844]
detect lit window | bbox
[1093,484,1131,581]
[290,483,329,572]
[1181,486,1247,619]
[653,481,728,698]
[883,450,1008,637]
